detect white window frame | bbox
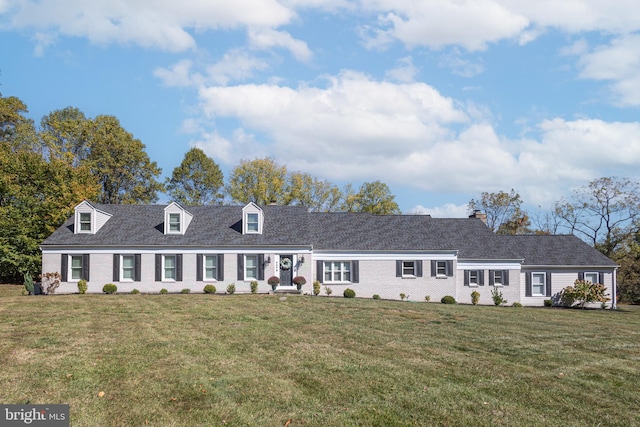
[468,270,479,287]
[70,255,83,281]
[493,270,503,287]
[163,255,177,281]
[204,255,218,281]
[324,261,351,283]
[531,272,546,296]
[168,213,181,233]
[121,255,135,281]
[246,213,259,233]
[436,261,447,277]
[245,255,258,280]
[584,272,599,284]
[402,261,416,277]
[79,212,92,232]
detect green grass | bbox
[1,284,639,426]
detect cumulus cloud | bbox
[385,56,419,83]
[248,28,313,62]
[407,203,468,218]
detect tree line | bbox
[1,92,639,303]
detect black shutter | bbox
[217,254,224,281]
[82,254,90,281]
[578,272,584,281]
[464,270,469,286]
[598,272,605,285]
[155,254,161,282]
[134,254,141,282]
[351,260,359,283]
[258,254,265,280]
[416,261,423,277]
[316,260,323,282]
[61,254,68,282]
[478,270,484,286]
[489,270,495,286]
[525,272,532,297]
[430,260,436,277]
[546,272,552,297]
[396,260,402,277]
[237,254,244,280]
[176,254,183,282]
[446,260,453,277]
[503,270,509,286]
[196,254,203,281]
[113,254,120,281]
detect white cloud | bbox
[407,203,468,218]
[5,0,294,52]
[438,49,484,77]
[248,28,313,62]
[385,56,418,83]
[154,59,201,87]
[575,34,640,106]
[206,50,271,85]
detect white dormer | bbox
[164,202,193,235]
[242,202,264,235]
[74,200,113,234]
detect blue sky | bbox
[1,1,639,217]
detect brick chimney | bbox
[469,210,487,224]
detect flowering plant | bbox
[293,276,306,286]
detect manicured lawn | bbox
[0,285,639,426]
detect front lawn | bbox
[0,287,638,426]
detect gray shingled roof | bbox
[41,204,616,266]
[498,235,618,266]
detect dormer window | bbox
[168,213,181,233]
[242,202,264,235]
[79,212,92,232]
[163,202,193,235]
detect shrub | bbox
[512,302,523,308]
[399,292,407,301]
[560,279,610,308]
[181,288,190,294]
[424,295,431,302]
[293,276,306,287]
[268,276,280,287]
[343,288,356,298]
[42,272,61,295]
[441,295,456,304]
[77,279,88,294]
[324,286,333,296]
[373,294,381,300]
[313,280,321,296]
[160,288,168,295]
[203,284,216,294]
[23,272,34,294]
[491,289,507,306]
[471,290,480,305]
[250,281,258,294]
[544,299,553,307]
[131,289,140,294]
[226,283,236,295]
[102,283,117,294]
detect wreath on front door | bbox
[280,257,292,270]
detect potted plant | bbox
[293,276,306,291]
[268,276,280,291]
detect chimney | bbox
[469,210,487,224]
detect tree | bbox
[283,172,343,212]
[468,189,530,234]
[615,231,640,303]
[166,148,224,205]
[226,157,287,205]
[352,181,401,214]
[39,106,90,166]
[86,115,163,204]
[555,177,640,257]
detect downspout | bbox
[611,267,617,310]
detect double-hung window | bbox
[584,272,599,284]
[164,255,176,280]
[168,213,181,233]
[493,270,503,286]
[70,255,84,280]
[121,255,135,281]
[79,212,92,232]
[205,256,218,280]
[469,270,479,286]
[246,213,259,233]
[531,272,546,296]
[324,261,351,283]
[245,255,258,280]
[403,261,416,277]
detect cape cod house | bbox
[40,201,618,307]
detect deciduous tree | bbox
[468,189,530,234]
[166,148,224,205]
[227,157,287,205]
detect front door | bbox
[279,255,293,287]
